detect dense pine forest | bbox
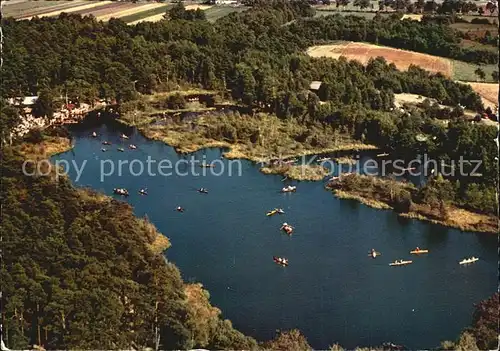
[1,1,498,349]
[0,147,258,350]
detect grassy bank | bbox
[260,164,329,181]
[121,110,376,179]
[18,136,73,159]
[327,174,497,233]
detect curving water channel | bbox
[52,122,497,349]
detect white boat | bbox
[389,260,412,266]
[129,144,137,150]
[459,257,479,265]
[91,132,97,137]
[120,134,129,139]
[281,185,296,193]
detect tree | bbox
[474,67,486,81]
[0,101,20,143]
[354,0,370,9]
[262,330,312,351]
[393,189,413,213]
[455,332,480,351]
[491,70,499,82]
[31,90,56,119]
[423,0,438,12]
[468,293,500,349]
[485,1,497,15]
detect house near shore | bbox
[309,81,322,91]
[7,96,38,106]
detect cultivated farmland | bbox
[307,42,453,76]
[4,0,89,19]
[307,42,497,82]
[465,82,499,109]
[204,5,247,22]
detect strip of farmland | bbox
[96,3,165,21]
[307,42,453,76]
[121,4,171,23]
[70,2,137,17]
[128,12,166,25]
[204,6,247,22]
[3,1,78,18]
[15,1,88,19]
[21,1,115,20]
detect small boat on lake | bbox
[197,188,208,194]
[281,185,296,193]
[120,134,129,139]
[459,257,479,265]
[176,206,185,213]
[410,247,429,255]
[389,260,412,266]
[139,189,148,195]
[273,256,289,266]
[117,148,124,152]
[377,152,389,157]
[280,222,293,235]
[113,188,129,197]
[267,208,285,216]
[368,249,381,258]
[91,132,97,137]
[129,144,137,150]
[102,141,111,145]
[101,148,107,152]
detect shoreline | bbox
[128,119,376,181]
[56,120,496,233]
[18,135,172,254]
[329,185,497,234]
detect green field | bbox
[314,10,382,19]
[120,4,171,23]
[204,5,248,22]
[315,1,380,12]
[451,60,497,82]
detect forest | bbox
[0,146,259,350]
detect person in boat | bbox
[176,206,184,212]
[198,188,208,193]
[139,188,147,195]
[92,132,97,137]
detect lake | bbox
[52,122,497,349]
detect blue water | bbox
[53,124,498,349]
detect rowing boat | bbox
[459,257,479,265]
[267,208,284,216]
[389,260,412,266]
[273,256,288,266]
[410,249,429,255]
[368,251,381,258]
